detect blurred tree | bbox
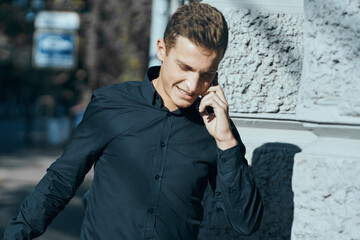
[83,0,152,90]
[0,0,152,119]
[48,0,152,89]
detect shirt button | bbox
[160,141,165,147]
[167,112,172,117]
[155,175,160,180]
[229,187,236,193]
[148,208,155,214]
[221,158,227,163]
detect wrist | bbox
[216,137,238,150]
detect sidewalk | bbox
[0,145,93,239]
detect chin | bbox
[175,99,195,109]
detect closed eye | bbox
[178,64,192,71]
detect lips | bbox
[177,86,190,95]
[176,86,193,99]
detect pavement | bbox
[0,119,93,239]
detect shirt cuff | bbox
[217,144,246,174]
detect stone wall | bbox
[297,0,360,124]
[219,9,303,114]
[292,137,360,240]
[200,0,360,239]
[292,0,360,239]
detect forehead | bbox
[167,37,222,70]
[168,36,223,56]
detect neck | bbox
[152,77,178,112]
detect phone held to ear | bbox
[205,72,218,114]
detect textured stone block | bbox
[296,0,360,124]
[292,138,360,240]
[219,9,303,114]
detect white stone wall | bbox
[292,137,360,240]
[200,0,360,239]
[219,9,303,114]
[291,0,360,239]
[297,0,360,124]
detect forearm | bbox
[4,91,109,239]
[216,144,263,235]
[215,134,238,150]
[3,170,75,239]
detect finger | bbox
[199,98,223,116]
[206,85,227,103]
[199,92,227,113]
[200,90,227,110]
[201,83,221,97]
[211,86,227,102]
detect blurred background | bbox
[0,0,153,151]
[0,0,171,239]
[1,0,359,239]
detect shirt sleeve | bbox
[3,91,113,239]
[210,120,264,236]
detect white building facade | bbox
[198,0,360,239]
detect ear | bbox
[156,38,166,62]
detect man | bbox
[4,3,263,239]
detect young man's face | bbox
[155,36,222,111]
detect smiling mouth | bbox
[176,86,192,97]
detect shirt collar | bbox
[143,66,166,109]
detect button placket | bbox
[143,112,173,239]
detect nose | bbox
[186,72,201,93]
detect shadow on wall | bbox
[199,142,301,240]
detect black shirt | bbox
[4,66,263,240]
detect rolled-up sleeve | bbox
[211,121,263,236]
[3,91,113,239]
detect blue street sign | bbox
[33,30,77,69]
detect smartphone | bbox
[205,72,218,114]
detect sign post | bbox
[33,11,80,70]
[31,11,80,146]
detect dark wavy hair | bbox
[163,2,228,56]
